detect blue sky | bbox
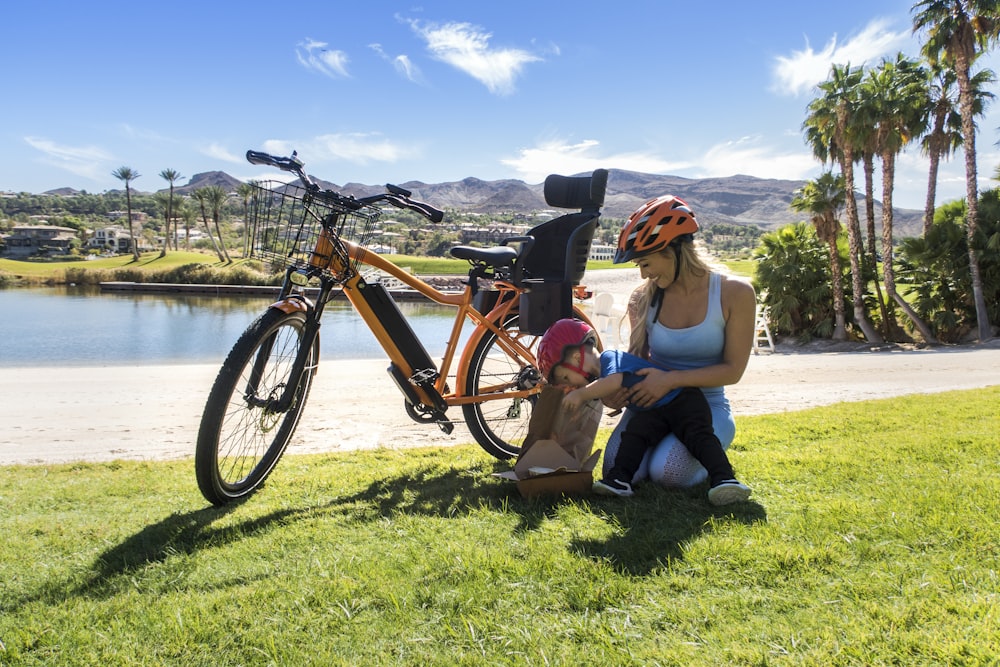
[4,0,1000,210]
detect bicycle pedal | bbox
[437,420,454,435]
[409,368,439,385]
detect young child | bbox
[536,318,751,504]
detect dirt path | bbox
[3,341,999,466]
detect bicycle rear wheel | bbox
[196,309,316,505]
[462,313,540,460]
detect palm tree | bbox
[159,169,182,254]
[803,63,883,343]
[111,166,141,261]
[153,191,171,256]
[913,0,1000,341]
[206,185,232,263]
[752,223,837,340]
[866,54,938,344]
[790,172,848,340]
[236,182,254,257]
[179,200,195,251]
[919,65,995,236]
[851,84,893,337]
[192,187,225,262]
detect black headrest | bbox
[543,169,608,210]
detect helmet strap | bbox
[557,346,597,383]
[672,243,683,282]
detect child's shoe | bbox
[708,479,751,506]
[593,477,634,497]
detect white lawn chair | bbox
[753,304,775,354]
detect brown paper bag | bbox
[519,386,602,465]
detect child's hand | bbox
[561,389,585,412]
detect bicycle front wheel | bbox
[196,308,317,505]
[462,313,540,460]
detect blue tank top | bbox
[646,272,726,394]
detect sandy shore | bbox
[3,268,999,466]
[4,343,1000,467]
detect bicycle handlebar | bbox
[246,149,444,223]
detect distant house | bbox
[589,241,616,262]
[86,226,153,254]
[2,225,78,257]
[87,226,132,253]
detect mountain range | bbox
[47,168,926,238]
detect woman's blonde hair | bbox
[626,241,721,356]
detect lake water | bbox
[0,286,470,368]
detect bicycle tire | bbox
[195,308,316,505]
[462,313,540,460]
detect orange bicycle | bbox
[195,149,607,505]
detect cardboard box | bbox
[493,385,603,497]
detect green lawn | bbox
[1,252,754,285]
[0,251,226,284]
[1,388,996,665]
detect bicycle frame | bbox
[268,230,596,427]
[196,149,609,505]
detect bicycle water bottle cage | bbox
[512,168,608,334]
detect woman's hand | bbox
[626,367,676,408]
[601,386,630,410]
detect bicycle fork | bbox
[243,271,327,414]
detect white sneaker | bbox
[593,478,634,497]
[708,480,751,506]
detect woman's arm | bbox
[626,276,757,408]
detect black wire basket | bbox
[247,180,381,279]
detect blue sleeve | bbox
[600,350,643,387]
[601,350,680,409]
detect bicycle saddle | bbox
[450,245,518,268]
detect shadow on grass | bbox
[4,500,312,608]
[9,462,766,609]
[569,487,768,575]
[309,460,769,576]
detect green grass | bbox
[0,251,226,284]
[2,388,997,665]
[377,254,470,275]
[1,252,754,281]
[0,251,221,276]
[722,258,756,278]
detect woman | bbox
[602,194,757,489]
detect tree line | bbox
[755,0,1000,345]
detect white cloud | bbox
[201,143,243,164]
[24,136,114,182]
[772,19,912,96]
[262,132,419,165]
[502,135,821,185]
[370,43,423,83]
[502,139,689,182]
[296,38,350,78]
[406,19,541,95]
[393,54,420,82]
[695,136,818,181]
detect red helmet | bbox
[614,194,699,263]
[536,318,597,382]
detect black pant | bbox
[610,387,735,486]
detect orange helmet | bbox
[614,195,699,263]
